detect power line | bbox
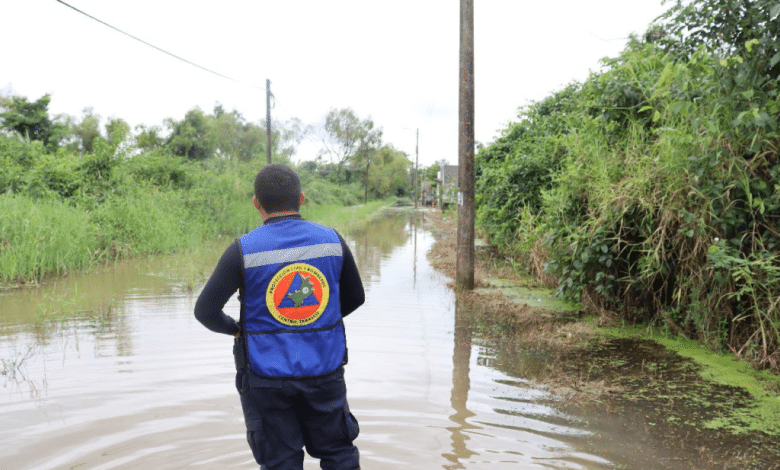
[54,0,263,90]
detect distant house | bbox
[437,165,458,209]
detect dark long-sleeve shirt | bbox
[194,215,365,335]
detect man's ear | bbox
[254,195,270,220]
[299,192,306,207]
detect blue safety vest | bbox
[239,218,346,378]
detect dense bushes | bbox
[475,0,780,372]
[475,84,578,252]
[0,133,374,284]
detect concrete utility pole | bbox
[266,79,272,165]
[415,128,419,209]
[457,0,475,290]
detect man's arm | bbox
[194,240,242,336]
[337,232,365,317]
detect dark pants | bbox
[237,367,360,470]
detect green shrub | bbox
[121,149,195,189]
[475,84,578,251]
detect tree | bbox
[70,107,102,154]
[320,108,382,181]
[656,0,780,66]
[106,118,130,150]
[167,108,215,160]
[274,118,308,161]
[423,160,444,182]
[0,94,63,149]
[237,123,265,162]
[210,108,245,160]
[211,109,304,163]
[363,144,412,199]
[134,124,166,151]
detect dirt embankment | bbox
[424,210,598,355]
[422,209,780,470]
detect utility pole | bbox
[266,79,272,165]
[457,0,475,290]
[364,147,370,203]
[415,128,419,209]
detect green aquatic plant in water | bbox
[601,325,780,437]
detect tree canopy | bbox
[0,93,415,203]
[0,94,64,149]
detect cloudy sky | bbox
[2,0,672,166]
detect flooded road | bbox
[0,209,701,469]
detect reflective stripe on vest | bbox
[244,243,342,269]
[239,218,346,378]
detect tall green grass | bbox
[0,194,99,282]
[0,151,391,285]
[91,186,197,258]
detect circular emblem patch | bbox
[266,263,330,326]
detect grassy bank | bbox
[302,198,394,233]
[0,147,391,286]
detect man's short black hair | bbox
[254,164,302,213]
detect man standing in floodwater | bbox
[194,163,365,470]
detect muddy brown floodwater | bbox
[0,208,775,469]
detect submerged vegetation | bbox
[0,98,412,285]
[475,0,780,373]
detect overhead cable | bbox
[54,0,263,90]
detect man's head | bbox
[253,164,303,215]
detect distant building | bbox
[437,165,458,209]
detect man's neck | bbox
[267,210,299,218]
[262,211,301,223]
